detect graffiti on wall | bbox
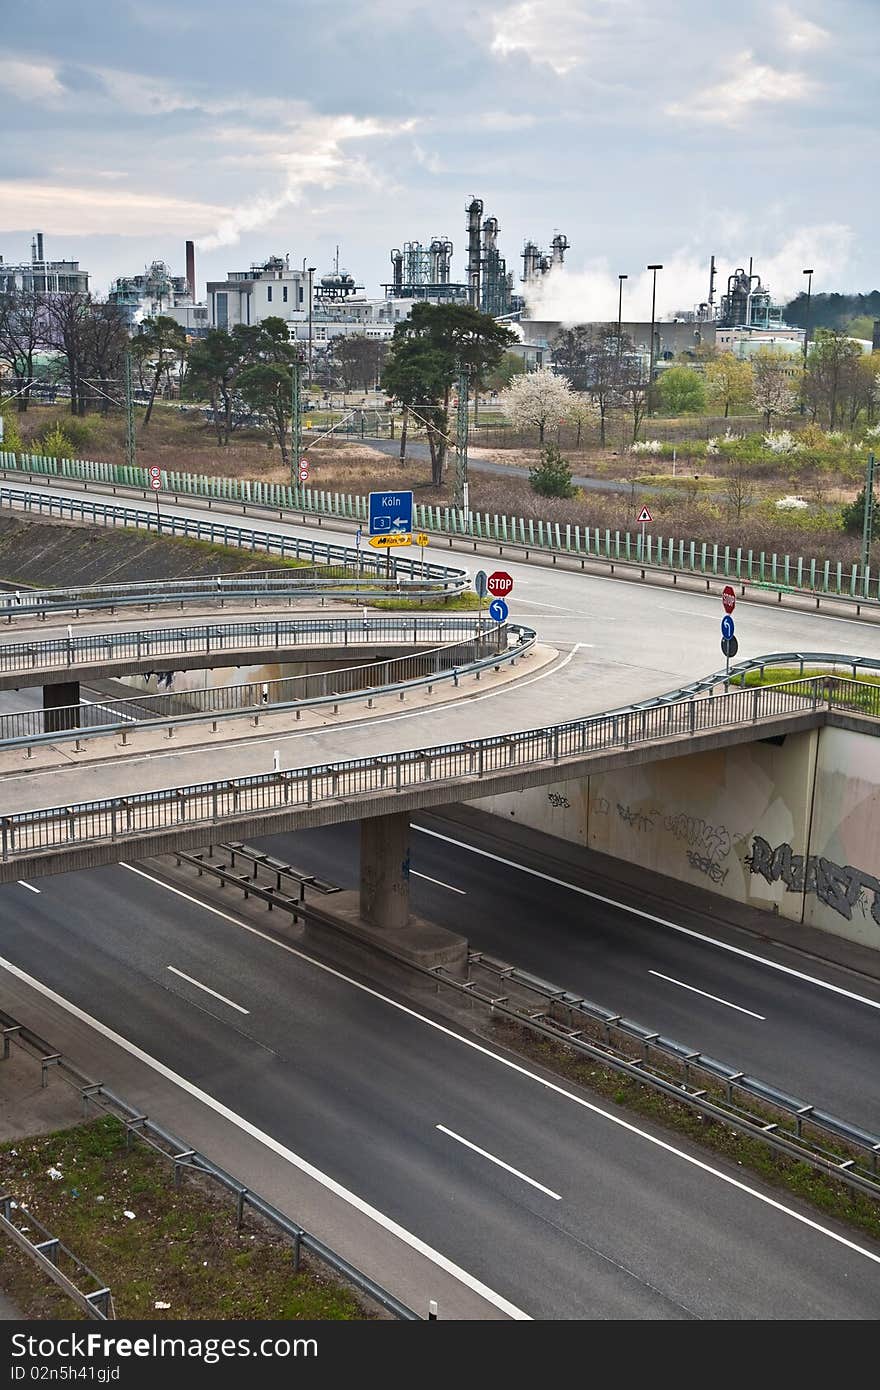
[664,813,732,866]
[747,835,880,926]
[547,791,571,810]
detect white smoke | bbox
[524,223,855,324]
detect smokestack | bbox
[185,240,196,302]
[37,232,44,262]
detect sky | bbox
[1,0,877,323]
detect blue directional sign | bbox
[488,597,509,623]
[369,491,413,536]
[721,614,735,641]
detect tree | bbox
[550,325,591,389]
[382,304,515,486]
[724,455,756,521]
[568,393,600,447]
[45,291,95,416]
[500,368,574,443]
[187,328,251,442]
[329,334,388,392]
[80,301,128,414]
[842,487,876,542]
[705,353,754,418]
[237,362,293,467]
[529,443,576,498]
[484,351,525,393]
[0,292,46,412]
[752,349,798,429]
[657,365,706,415]
[804,329,864,429]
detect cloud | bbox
[776,5,830,51]
[0,57,65,104]
[490,1,614,76]
[666,49,816,125]
[196,114,416,251]
[0,182,227,237]
[523,223,854,323]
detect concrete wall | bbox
[474,724,880,950]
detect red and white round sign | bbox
[149,476,161,491]
[148,465,161,480]
[722,585,736,614]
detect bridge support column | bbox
[310,810,467,973]
[43,681,80,734]
[360,810,411,930]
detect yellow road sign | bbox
[368,533,412,549]
[415,532,429,547]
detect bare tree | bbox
[724,455,756,521]
[0,292,47,411]
[45,292,96,416]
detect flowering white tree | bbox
[568,392,600,446]
[752,349,798,429]
[500,367,575,442]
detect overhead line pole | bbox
[123,351,136,472]
[453,367,470,520]
[862,451,876,597]
[291,354,301,491]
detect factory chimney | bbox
[466,197,483,309]
[185,240,196,302]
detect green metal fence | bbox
[1,450,877,603]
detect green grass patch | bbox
[370,591,483,612]
[490,1020,880,1242]
[0,1116,370,1320]
[732,665,880,715]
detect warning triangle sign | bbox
[637,506,653,524]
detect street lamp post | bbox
[801,267,814,415]
[616,274,628,359]
[307,266,316,388]
[647,264,663,413]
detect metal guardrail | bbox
[0,1198,113,1319]
[3,451,878,606]
[0,615,493,679]
[0,1009,418,1319]
[176,840,880,1204]
[0,623,534,751]
[0,487,468,611]
[626,652,880,717]
[0,673,846,866]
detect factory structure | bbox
[109,241,207,334]
[0,233,89,298]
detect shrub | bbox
[0,406,23,452]
[529,443,576,498]
[39,423,75,459]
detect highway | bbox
[2,477,880,1317]
[248,814,880,1133]
[1,858,879,1319]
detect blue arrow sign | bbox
[488,597,509,623]
[369,491,413,536]
[721,614,735,641]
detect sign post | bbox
[415,531,429,580]
[636,506,653,562]
[474,569,488,631]
[721,586,738,686]
[149,465,162,533]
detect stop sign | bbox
[487,571,513,597]
[722,585,736,614]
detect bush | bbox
[529,443,576,498]
[39,423,75,459]
[842,488,874,538]
[0,406,23,452]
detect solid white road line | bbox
[16,880,40,894]
[415,827,880,1013]
[648,970,765,1020]
[167,965,250,1015]
[81,697,138,723]
[412,871,465,895]
[436,1125,562,1200]
[0,943,530,1322]
[113,865,880,1271]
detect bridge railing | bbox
[0,673,837,865]
[0,615,493,678]
[625,652,880,721]
[0,622,533,748]
[2,450,878,605]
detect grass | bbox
[490,1019,880,1243]
[370,592,482,611]
[732,665,880,716]
[0,1116,370,1320]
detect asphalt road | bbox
[251,814,880,1133]
[2,859,879,1319]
